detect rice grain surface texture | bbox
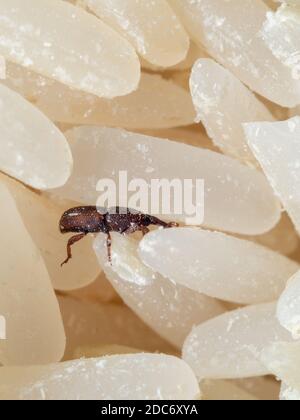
[0,0,140,97]
[1,0,300,401]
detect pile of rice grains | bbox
[0,0,300,400]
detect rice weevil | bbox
[60,206,179,266]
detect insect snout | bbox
[167,222,179,228]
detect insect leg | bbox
[141,227,150,236]
[165,222,179,228]
[148,215,179,229]
[107,232,112,264]
[122,225,139,235]
[61,233,87,266]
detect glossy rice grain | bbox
[172,0,300,107]
[183,303,293,380]
[190,58,274,164]
[84,0,189,67]
[2,175,100,291]
[245,117,300,235]
[0,181,65,366]
[139,228,299,304]
[4,65,195,129]
[277,269,300,339]
[94,233,225,348]
[0,0,140,97]
[55,126,281,236]
[0,83,72,190]
[0,354,200,400]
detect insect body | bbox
[60,206,179,266]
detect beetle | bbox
[59,206,179,266]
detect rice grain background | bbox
[0,0,299,401]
